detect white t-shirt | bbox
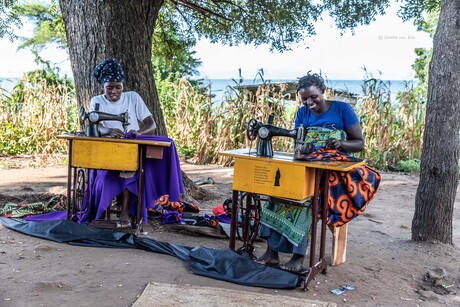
[89,91,155,131]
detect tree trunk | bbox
[59,0,208,201]
[412,0,460,243]
[59,0,165,134]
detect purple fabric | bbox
[26,211,67,221]
[139,135,184,223]
[78,169,138,224]
[29,135,183,224]
[216,214,231,224]
[79,134,183,224]
[161,210,182,224]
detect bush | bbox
[394,159,421,173]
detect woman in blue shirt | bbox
[256,72,364,274]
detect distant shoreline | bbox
[202,78,416,102]
[0,77,20,93]
[1,76,416,101]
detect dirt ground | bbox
[0,155,459,307]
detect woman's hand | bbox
[326,138,342,150]
[109,128,126,138]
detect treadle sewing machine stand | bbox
[57,134,171,233]
[219,148,364,290]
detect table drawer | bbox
[233,157,315,200]
[71,140,138,171]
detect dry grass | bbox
[1,75,425,171]
[357,78,424,169]
[163,78,296,165]
[0,77,78,160]
[161,78,412,167]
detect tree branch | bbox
[177,0,231,21]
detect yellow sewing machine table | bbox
[58,134,171,231]
[219,148,365,290]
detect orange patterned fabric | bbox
[303,148,362,162]
[302,148,380,226]
[326,165,380,226]
[148,194,200,214]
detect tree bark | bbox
[59,0,165,132]
[412,0,460,244]
[59,0,208,201]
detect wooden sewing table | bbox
[220,148,365,289]
[58,134,171,231]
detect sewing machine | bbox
[79,106,130,137]
[219,115,365,289]
[246,114,313,159]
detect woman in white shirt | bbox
[90,58,156,227]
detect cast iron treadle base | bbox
[302,258,327,291]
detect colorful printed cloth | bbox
[261,199,312,246]
[149,194,200,214]
[304,126,347,152]
[303,147,380,226]
[303,147,361,162]
[327,162,380,226]
[0,195,66,218]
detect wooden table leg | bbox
[331,224,348,266]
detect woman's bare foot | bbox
[116,189,132,228]
[254,247,280,266]
[280,254,308,274]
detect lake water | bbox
[202,78,416,103]
[0,77,19,93]
[1,76,414,102]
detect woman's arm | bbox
[326,123,364,152]
[102,115,156,138]
[98,126,126,138]
[130,115,156,135]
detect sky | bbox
[0,2,432,82]
[193,3,433,81]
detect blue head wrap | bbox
[92,58,125,83]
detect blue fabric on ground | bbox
[0,217,298,289]
[188,247,299,289]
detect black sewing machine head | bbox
[246,114,313,158]
[79,106,130,137]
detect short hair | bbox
[296,72,326,93]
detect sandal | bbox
[279,264,310,275]
[253,257,280,266]
[116,219,131,229]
